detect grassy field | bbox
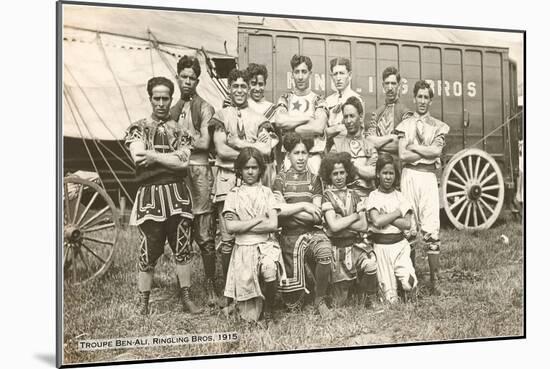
[62,211,524,365]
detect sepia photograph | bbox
[57,0,525,367]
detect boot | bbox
[201,254,218,306]
[400,275,418,303]
[428,253,441,296]
[138,291,150,316]
[221,252,232,283]
[410,246,416,270]
[181,287,202,314]
[218,253,233,308]
[315,297,333,319]
[403,286,418,303]
[205,279,219,307]
[262,280,278,320]
[201,253,217,281]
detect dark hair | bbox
[146,77,174,97]
[329,57,351,73]
[319,152,356,186]
[177,55,201,77]
[413,80,434,99]
[375,152,400,188]
[290,54,313,71]
[382,66,401,83]
[246,63,268,80]
[342,96,363,117]
[227,68,250,86]
[234,147,266,182]
[282,132,314,153]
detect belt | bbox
[403,163,436,172]
[369,233,405,244]
[330,237,361,248]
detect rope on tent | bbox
[63,64,135,165]
[148,29,229,102]
[96,141,135,172]
[467,111,523,150]
[147,30,177,77]
[65,26,234,59]
[63,89,106,190]
[64,84,134,205]
[465,110,523,183]
[97,32,134,126]
[147,29,156,77]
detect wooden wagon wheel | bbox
[441,148,505,230]
[63,176,120,285]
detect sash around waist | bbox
[369,233,405,244]
[403,163,436,172]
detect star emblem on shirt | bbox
[292,100,302,111]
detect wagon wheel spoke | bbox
[80,242,107,266]
[81,222,116,233]
[482,184,501,191]
[446,190,465,198]
[64,177,120,285]
[478,201,488,223]
[447,180,466,190]
[455,199,469,221]
[467,156,474,182]
[450,195,467,211]
[481,193,499,202]
[477,163,491,184]
[474,156,481,180]
[472,202,479,228]
[76,191,99,226]
[80,205,111,229]
[464,202,472,227]
[479,198,495,215]
[442,149,504,230]
[64,183,72,224]
[71,184,84,224]
[82,236,114,246]
[76,247,91,279]
[451,168,468,186]
[63,244,70,268]
[72,247,78,282]
[459,160,470,182]
[480,171,497,187]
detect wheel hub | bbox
[468,184,482,200]
[64,225,82,242]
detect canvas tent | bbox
[63,5,238,140]
[62,5,238,200]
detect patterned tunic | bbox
[209,105,272,202]
[124,116,193,225]
[272,169,330,294]
[322,187,371,283]
[272,168,323,232]
[366,100,413,137]
[170,94,214,165]
[276,91,329,153]
[331,130,378,198]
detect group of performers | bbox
[124,53,449,321]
